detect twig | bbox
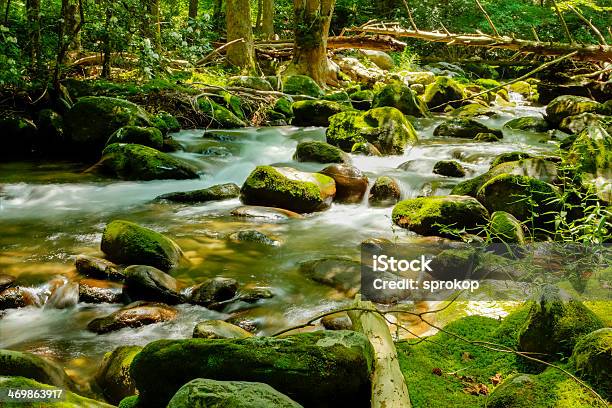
[196,38,245,66]
[400,0,419,32]
[531,26,540,42]
[567,5,607,45]
[570,64,612,80]
[475,0,500,37]
[551,0,574,44]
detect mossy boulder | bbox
[95,345,142,404]
[319,164,369,203]
[283,75,324,98]
[0,116,38,159]
[490,152,533,169]
[151,111,181,134]
[372,82,429,117]
[298,257,361,295]
[349,90,374,110]
[486,374,548,408]
[503,116,550,132]
[293,141,350,164]
[450,172,491,197]
[559,112,611,134]
[567,124,612,175]
[0,349,75,390]
[273,97,294,118]
[474,132,500,142]
[97,143,199,180]
[433,160,466,177]
[545,95,604,127]
[193,320,253,339]
[449,103,495,118]
[369,176,401,206]
[240,166,336,213]
[167,378,303,408]
[490,158,559,184]
[228,76,274,91]
[198,98,246,128]
[572,328,612,398]
[157,183,240,203]
[106,126,164,150]
[65,96,152,158]
[87,301,177,334]
[101,219,184,271]
[477,174,559,229]
[0,376,114,407]
[433,118,501,139]
[475,78,501,89]
[326,107,418,155]
[489,211,525,244]
[422,76,466,111]
[292,100,349,127]
[123,265,183,304]
[118,395,140,408]
[130,330,374,408]
[518,286,604,359]
[392,195,489,238]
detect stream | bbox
[0,95,554,381]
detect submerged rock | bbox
[87,301,177,334]
[433,118,501,139]
[283,75,324,98]
[293,141,350,164]
[368,176,401,206]
[319,164,368,203]
[228,230,279,247]
[131,330,374,408]
[545,95,604,127]
[433,160,466,177]
[503,116,549,132]
[157,183,240,203]
[422,76,466,111]
[106,126,164,150]
[167,378,303,408]
[292,100,348,127]
[101,220,185,272]
[392,195,489,238]
[65,96,151,158]
[0,349,75,390]
[95,345,142,404]
[75,255,124,281]
[123,265,183,305]
[326,107,418,155]
[298,257,361,296]
[0,274,15,292]
[96,143,199,181]
[372,82,429,117]
[240,166,336,213]
[192,320,253,339]
[189,277,238,307]
[572,328,612,398]
[230,205,303,220]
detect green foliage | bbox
[0,25,23,86]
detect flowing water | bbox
[0,97,554,382]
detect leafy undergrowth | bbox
[397,306,607,408]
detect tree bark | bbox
[225,0,255,72]
[26,0,41,71]
[262,0,274,39]
[287,0,337,86]
[212,0,223,31]
[149,0,162,52]
[188,0,198,19]
[255,0,262,31]
[101,8,113,78]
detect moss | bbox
[490,152,533,169]
[391,195,489,237]
[101,219,184,271]
[95,345,142,404]
[572,328,612,399]
[240,166,335,213]
[489,211,525,244]
[508,81,532,96]
[372,82,429,117]
[433,160,466,177]
[152,111,181,134]
[475,78,501,89]
[474,132,501,142]
[283,75,324,98]
[423,76,466,111]
[369,176,401,206]
[156,183,240,203]
[106,126,164,150]
[0,377,114,407]
[567,124,612,174]
[197,97,246,128]
[228,76,273,91]
[503,116,549,132]
[434,118,501,139]
[293,141,349,163]
[545,95,604,127]
[449,103,492,118]
[322,90,352,105]
[292,100,349,127]
[118,395,141,408]
[98,143,199,181]
[450,172,492,197]
[274,97,294,118]
[130,331,374,408]
[0,350,75,390]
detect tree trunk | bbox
[65,1,81,52]
[262,0,274,39]
[149,0,162,52]
[101,8,113,78]
[212,0,223,31]
[0,0,6,23]
[225,0,255,72]
[287,0,337,86]
[188,0,197,19]
[255,0,262,32]
[26,0,41,72]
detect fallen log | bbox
[347,24,612,62]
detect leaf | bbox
[432,367,443,376]
[490,373,502,385]
[463,383,489,396]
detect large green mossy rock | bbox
[391,195,489,238]
[167,379,303,408]
[151,111,181,134]
[545,95,604,127]
[293,141,350,164]
[292,100,349,127]
[489,152,534,169]
[240,166,336,213]
[0,350,75,390]
[95,345,142,404]
[422,76,466,111]
[326,107,418,155]
[489,211,525,244]
[476,174,559,229]
[572,328,612,398]
[503,116,550,132]
[283,75,324,98]
[101,220,184,271]
[372,82,429,117]
[97,143,199,181]
[559,112,612,134]
[157,183,240,203]
[433,118,501,139]
[65,96,152,158]
[198,98,246,128]
[518,286,604,359]
[567,124,612,174]
[106,126,164,150]
[130,331,374,408]
[0,377,114,408]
